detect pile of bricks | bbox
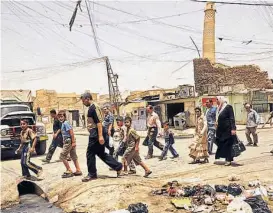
[193,58,273,95]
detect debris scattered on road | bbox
[127,203,148,213]
[171,198,191,209]
[151,180,273,213]
[227,197,252,213]
[244,195,271,213]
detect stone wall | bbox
[193,58,273,95]
[33,90,98,115]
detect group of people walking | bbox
[16,92,272,180]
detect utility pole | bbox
[104,57,122,114]
[70,0,122,115]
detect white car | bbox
[1,104,48,159]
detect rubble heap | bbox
[193,58,273,95]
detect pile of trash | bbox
[151,180,273,213]
[110,203,148,213]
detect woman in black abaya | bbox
[215,96,237,166]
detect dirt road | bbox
[1,128,273,212]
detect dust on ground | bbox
[1,128,273,213]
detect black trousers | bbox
[143,127,164,156]
[103,128,115,156]
[87,138,122,178]
[45,135,63,161]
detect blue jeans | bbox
[161,142,178,158]
[207,129,216,154]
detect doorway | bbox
[167,103,184,126]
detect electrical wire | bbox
[93,1,273,46]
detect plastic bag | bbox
[228,183,243,196]
[183,186,195,197]
[244,195,272,213]
[215,185,228,193]
[127,203,148,213]
[109,136,114,148]
[227,197,253,213]
[203,185,216,196]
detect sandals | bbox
[117,171,128,177]
[73,171,83,176]
[62,171,74,178]
[144,170,152,178]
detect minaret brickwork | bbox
[203,2,216,64]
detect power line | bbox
[7,1,94,59]
[3,58,104,74]
[96,18,273,57]
[191,0,273,6]
[85,0,101,56]
[93,1,273,46]
[170,61,192,76]
[98,9,205,26]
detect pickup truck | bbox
[1,102,48,159]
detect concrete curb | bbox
[47,127,273,138]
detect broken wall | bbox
[193,58,273,95]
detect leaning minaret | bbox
[203,2,216,64]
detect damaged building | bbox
[121,85,196,131]
[193,58,273,124]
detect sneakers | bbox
[170,155,179,159]
[159,156,167,161]
[253,143,258,147]
[82,175,97,182]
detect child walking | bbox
[113,116,136,174]
[58,110,82,178]
[16,119,43,179]
[121,116,152,177]
[159,121,179,161]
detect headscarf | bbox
[216,96,228,122]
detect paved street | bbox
[1,127,273,212]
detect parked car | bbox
[1,103,48,160]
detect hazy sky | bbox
[1,0,273,95]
